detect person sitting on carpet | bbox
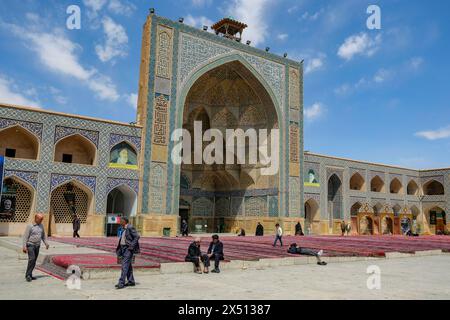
[237,228,246,236]
[255,222,264,236]
[207,234,224,273]
[287,243,327,266]
[185,237,210,274]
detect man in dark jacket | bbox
[181,219,189,237]
[295,221,303,236]
[72,215,81,238]
[255,222,264,236]
[207,234,224,273]
[115,217,140,289]
[287,243,326,265]
[185,237,210,273]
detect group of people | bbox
[22,215,326,288]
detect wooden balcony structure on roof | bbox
[211,17,248,42]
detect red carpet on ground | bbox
[49,235,450,271]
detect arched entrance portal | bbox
[426,206,446,235]
[382,216,393,235]
[106,185,137,236]
[359,215,373,235]
[179,60,280,233]
[49,181,93,236]
[350,202,362,235]
[327,174,342,230]
[304,199,319,235]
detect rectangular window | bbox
[5,148,16,158]
[62,154,73,163]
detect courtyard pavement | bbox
[0,245,449,300]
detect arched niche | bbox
[54,134,97,166]
[107,184,137,218]
[0,125,39,160]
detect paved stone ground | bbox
[0,246,449,300]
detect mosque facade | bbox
[0,13,448,237]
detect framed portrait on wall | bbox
[109,142,138,170]
[304,169,320,187]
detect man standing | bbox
[273,223,283,247]
[22,214,50,282]
[115,217,140,289]
[72,214,81,238]
[255,222,264,236]
[207,235,224,273]
[340,220,346,236]
[295,221,304,236]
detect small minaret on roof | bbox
[211,16,248,42]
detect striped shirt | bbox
[22,223,49,248]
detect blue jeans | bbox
[118,246,135,286]
[273,235,283,246]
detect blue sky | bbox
[0,0,449,169]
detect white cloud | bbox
[108,0,136,16]
[4,23,120,102]
[95,16,128,63]
[126,93,138,109]
[408,57,424,71]
[300,9,324,21]
[49,87,68,105]
[20,28,94,80]
[83,0,108,16]
[84,0,135,18]
[305,53,326,74]
[373,68,391,83]
[0,75,40,107]
[334,83,351,96]
[338,32,382,61]
[304,103,325,121]
[191,0,213,7]
[87,74,120,101]
[226,0,271,46]
[335,68,391,95]
[277,33,288,41]
[415,126,450,141]
[287,6,299,14]
[185,14,214,30]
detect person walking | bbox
[181,219,189,237]
[72,214,81,238]
[22,214,50,282]
[115,217,140,289]
[273,223,283,247]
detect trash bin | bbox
[163,227,171,237]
